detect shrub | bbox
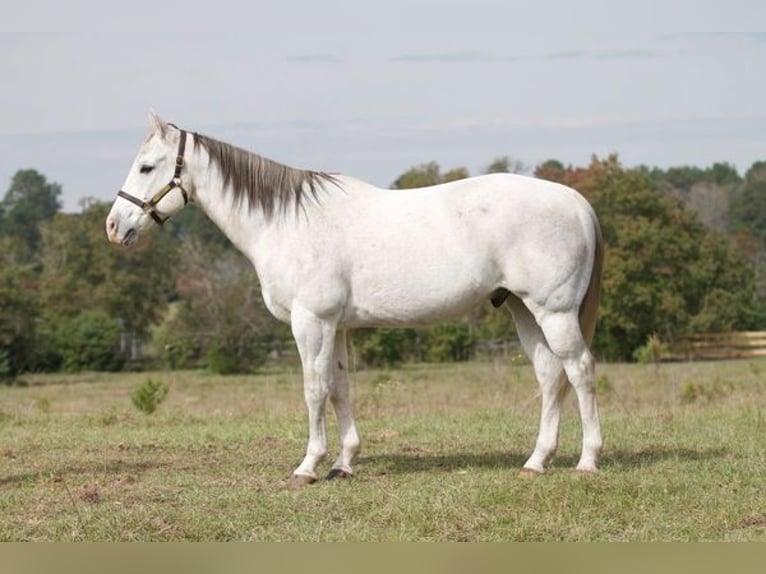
[160,338,197,370]
[352,329,417,368]
[205,338,269,375]
[206,342,240,375]
[131,378,169,414]
[0,348,16,385]
[52,310,125,372]
[351,324,478,367]
[633,333,669,364]
[597,374,613,393]
[154,326,198,370]
[422,323,477,362]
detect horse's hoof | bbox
[518,467,544,477]
[287,474,317,489]
[574,466,599,475]
[326,468,353,481]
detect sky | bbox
[1,1,765,211]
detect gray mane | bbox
[193,133,338,217]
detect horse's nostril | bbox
[107,217,116,231]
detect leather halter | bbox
[117,129,189,225]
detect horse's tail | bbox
[578,210,604,346]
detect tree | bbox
[52,310,125,372]
[350,328,418,368]
[422,322,477,362]
[0,237,39,380]
[442,167,470,183]
[155,240,284,373]
[391,161,469,189]
[661,165,708,192]
[730,161,766,244]
[643,162,743,232]
[484,156,528,175]
[0,169,61,252]
[709,162,741,186]
[687,233,760,331]
[728,161,766,309]
[169,205,233,255]
[535,159,567,182]
[37,202,180,341]
[536,155,758,360]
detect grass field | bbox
[1,358,765,541]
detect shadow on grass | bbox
[0,459,169,488]
[359,446,728,476]
[358,451,529,475]
[600,446,728,469]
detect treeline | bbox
[1,155,765,380]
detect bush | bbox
[153,320,199,370]
[153,305,271,375]
[160,337,197,370]
[52,310,125,372]
[205,338,268,375]
[151,303,201,370]
[28,320,64,372]
[206,342,241,375]
[422,323,477,362]
[131,378,169,414]
[0,348,16,384]
[352,329,417,368]
[633,333,669,364]
[351,324,478,367]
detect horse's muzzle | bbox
[121,228,137,246]
[106,215,136,246]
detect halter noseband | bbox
[117,128,190,225]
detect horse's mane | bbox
[193,133,338,217]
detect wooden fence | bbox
[664,331,766,361]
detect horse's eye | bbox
[139,165,154,174]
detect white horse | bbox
[106,113,604,483]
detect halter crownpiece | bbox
[117,128,190,225]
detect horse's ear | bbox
[147,110,169,138]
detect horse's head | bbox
[106,112,190,246]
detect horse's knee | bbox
[566,351,596,392]
[304,375,331,404]
[532,348,565,388]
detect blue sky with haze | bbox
[1,1,765,211]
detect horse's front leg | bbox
[290,307,338,483]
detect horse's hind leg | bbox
[538,311,603,472]
[507,296,569,473]
[327,329,361,479]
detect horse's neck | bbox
[188,155,267,258]
[185,143,344,267]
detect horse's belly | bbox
[341,269,492,328]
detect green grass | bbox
[1,360,765,541]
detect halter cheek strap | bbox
[117,129,190,225]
